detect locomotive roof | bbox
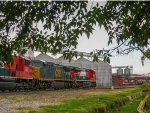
[31,60,94,72]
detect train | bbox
[112,73,150,86]
[0,55,96,92]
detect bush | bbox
[140,82,150,92]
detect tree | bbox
[0,1,150,64]
[0,1,100,63]
[141,49,150,65]
[101,1,150,60]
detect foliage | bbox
[101,1,150,59]
[115,96,144,113]
[1,1,150,64]
[140,82,150,91]
[141,48,150,65]
[0,1,101,63]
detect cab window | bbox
[25,60,30,66]
[19,59,23,64]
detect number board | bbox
[55,68,62,77]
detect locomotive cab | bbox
[6,55,32,79]
[16,56,31,71]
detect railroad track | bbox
[0,87,95,95]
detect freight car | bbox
[0,55,96,92]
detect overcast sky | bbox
[76,25,150,74]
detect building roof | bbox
[34,54,55,62]
[75,57,92,63]
[56,56,75,63]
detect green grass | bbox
[26,88,142,113]
[145,95,150,113]
[114,83,150,113]
[115,96,144,113]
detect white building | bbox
[34,54,56,62]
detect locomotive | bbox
[0,55,96,92]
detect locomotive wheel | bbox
[1,90,5,92]
[37,80,41,90]
[9,89,14,92]
[13,84,18,92]
[22,82,26,91]
[16,84,22,91]
[31,79,36,90]
[38,82,41,90]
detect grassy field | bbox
[115,96,144,113]
[18,88,142,113]
[0,84,149,113]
